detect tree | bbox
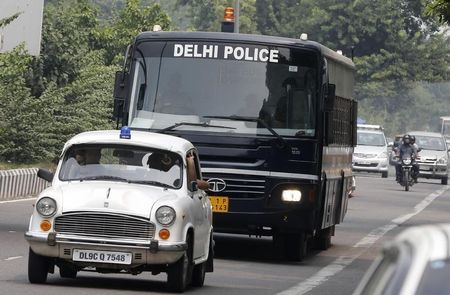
[94,0,171,64]
[427,0,450,24]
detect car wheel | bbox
[167,235,193,292]
[28,248,49,284]
[381,171,388,178]
[59,266,77,279]
[191,262,206,287]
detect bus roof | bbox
[135,31,355,70]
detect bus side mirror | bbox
[113,71,129,120]
[325,84,336,112]
[114,71,128,100]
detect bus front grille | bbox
[203,173,266,198]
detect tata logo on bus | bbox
[173,44,279,63]
[207,178,227,192]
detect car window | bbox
[59,144,183,189]
[414,136,446,151]
[358,252,398,294]
[357,132,386,147]
[416,259,450,295]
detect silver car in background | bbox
[409,131,449,185]
[353,125,389,178]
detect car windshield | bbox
[415,135,446,151]
[357,132,386,146]
[58,144,183,189]
[128,41,319,137]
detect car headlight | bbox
[437,157,447,165]
[377,151,388,158]
[156,206,176,226]
[36,197,57,217]
[281,190,302,202]
[402,158,412,165]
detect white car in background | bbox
[353,125,389,178]
[409,131,449,185]
[25,128,213,292]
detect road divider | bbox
[0,169,49,201]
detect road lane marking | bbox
[5,256,22,261]
[0,197,35,204]
[278,185,450,295]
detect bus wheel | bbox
[274,233,307,261]
[313,227,333,250]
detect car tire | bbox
[167,235,193,293]
[59,266,77,279]
[191,262,206,287]
[442,177,448,185]
[28,248,49,284]
[381,171,388,178]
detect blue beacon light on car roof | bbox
[120,126,131,139]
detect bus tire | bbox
[314,227,333,250]
[285,233,308,261]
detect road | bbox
[1,174,449,295]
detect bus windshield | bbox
[128,41,319,137]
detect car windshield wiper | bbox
[128,180,173,188]
[79,176,129,182]
[203,115,288,149]
[157,122,235,134]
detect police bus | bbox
[113,30,357,260]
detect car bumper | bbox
[352,158,389,173]
[416,163,448,179]
[25,231,186,265]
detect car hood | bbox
[419,149,448,161]
[354,145,386,155]
[59,182,177,218]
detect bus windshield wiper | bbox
[157,122,235,133]
[203,115,288,149]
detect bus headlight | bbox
[281,190,302,202]
[156,206,176,226]
[36,197,57,217]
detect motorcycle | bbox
[399,154,416,191]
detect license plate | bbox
[209,196,229,212]
[73,249,132,265]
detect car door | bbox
[186,150,210,259]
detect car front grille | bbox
[203,173,266,198]
[353,153,377,159]
[54,212,155,239]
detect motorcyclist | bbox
[395,134,419,183]
[410,135,420,182]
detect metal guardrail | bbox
[0,168,49,201]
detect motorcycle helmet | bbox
[403,134,411,144]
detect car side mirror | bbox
[37,168,54,183]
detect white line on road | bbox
[0,197,35,204]
[4,256,22,261]
[277,186,450,295]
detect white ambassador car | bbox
[354,224,450,295]
[25,128,213,292]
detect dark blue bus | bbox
[113,31,357,260]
